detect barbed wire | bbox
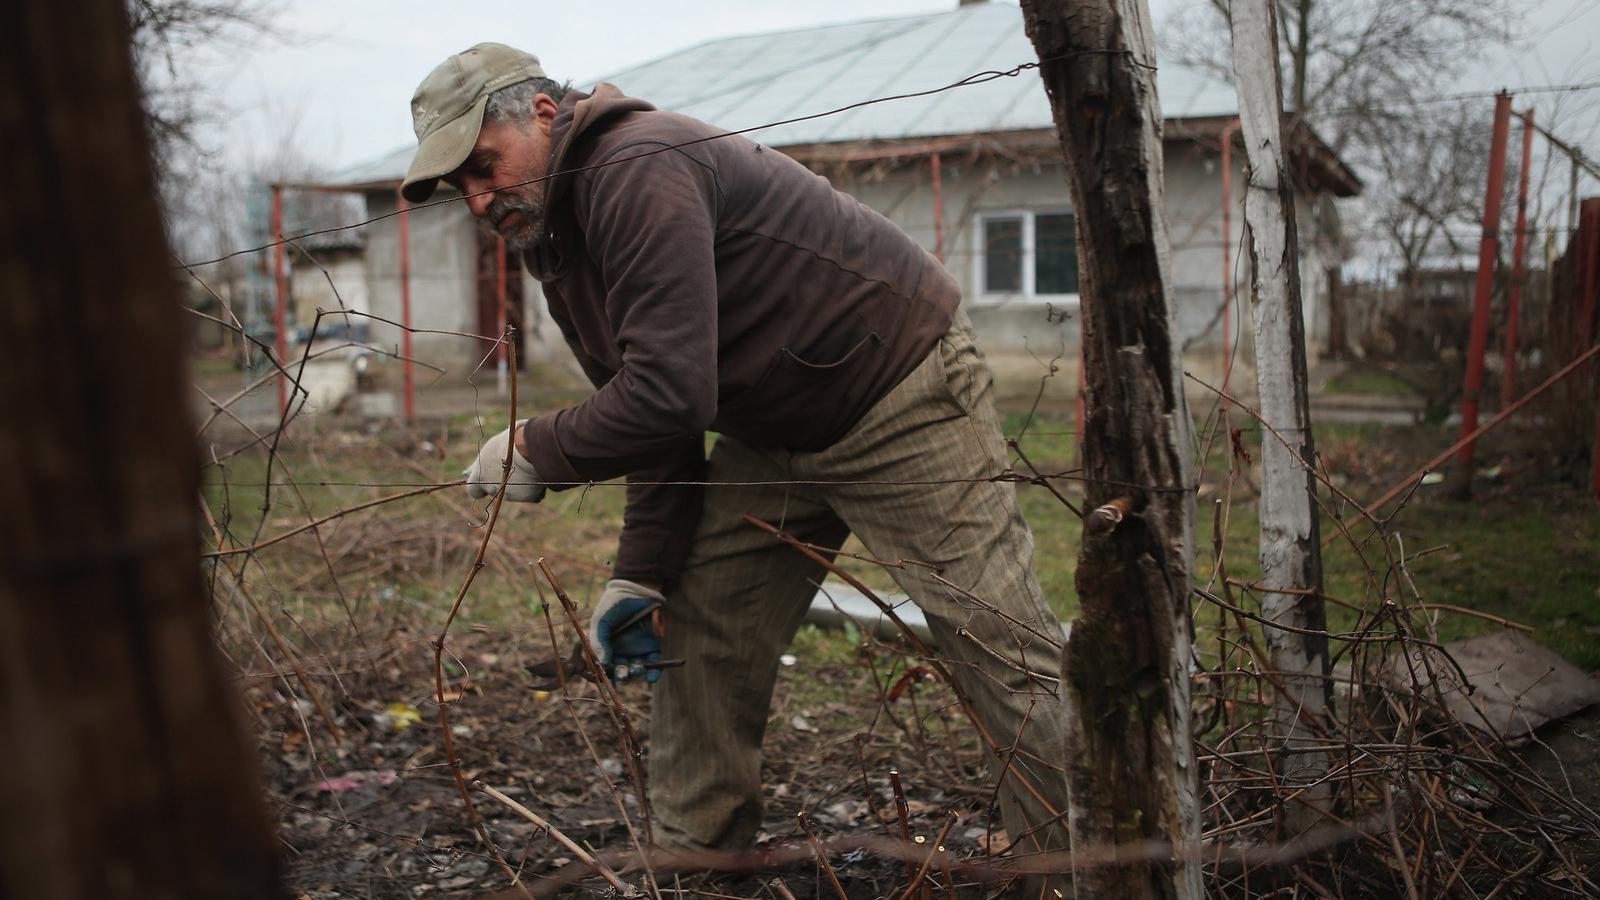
[178,62,1600,272]
[179,54,1090,270]
[219,391,1600,898]
[188,36,1600,899]
[1322,78,1600,114]
[198,275,1600,899]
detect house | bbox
[289,230,369,334]
[1403,257,1481,309]
[326,0,1360,382]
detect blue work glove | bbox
[589,579,666,684]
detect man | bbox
[406,43,1070,864]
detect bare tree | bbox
[0,1,285,896]
[1167,0,1524,349]
[1021,0,1202,896]
[1359,108,1513,414]
[243,99,360,232]
[1167,0,1517,142]
[127,0,282,261]
[128,0,280,169]
[1369,107,1496,282]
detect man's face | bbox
[445,96,558,253]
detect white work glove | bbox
[463,420,546,502]
[589,579,667,683]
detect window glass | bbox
[1035,213,1078,295]
[983,217,1023,293]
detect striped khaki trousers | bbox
[651,310,1071,868]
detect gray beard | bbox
[487,194,546,253]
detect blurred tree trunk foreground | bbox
[1020,0,1202,897]
[0,3,284,898]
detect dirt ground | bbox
[262,630,1600,899]
[264,627,1006,899]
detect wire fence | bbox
[185,56,1600,899]
[194,299,1600,898]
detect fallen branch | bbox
[474,780,639,896]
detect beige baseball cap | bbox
[402,43,547,203]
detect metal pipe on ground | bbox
[803,581,1072,644]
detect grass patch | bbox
[1361,498,1600,667]
[1324,367,1420,398]
[202,391,1600,680]
[191,355,243,381]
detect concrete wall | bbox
[823,140,1343,370]
[290,250,368,329]
[360,189,582,382]
[351,139,1345,392]
[362,190,479,373]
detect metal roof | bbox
[335,2,1239,187]
[597,2,1237,147]
[332,145,415,191]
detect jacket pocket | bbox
[778,330,879,371]
[934,323,987,418]
[718,333,885,449]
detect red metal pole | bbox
[1503,109,1535,406]
[1579,199,1600,353]
[1593,374,1600,503]
[1220,118,1241,408]
[496,234,508,396]
[1578,199,1600,500]
[396,187,415,422]
[931,152,945,263]
[1455,92,1513,480]
[271,184,288,420]
[1337,342,1600,531]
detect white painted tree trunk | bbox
[1229,0,1333,826]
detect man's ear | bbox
[533,93,560,134]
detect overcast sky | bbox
[197,0,1600,177]
[201,0,964,172]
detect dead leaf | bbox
[314,769,398,794]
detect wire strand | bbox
[178,56,1068,269]
[178,54,1600,272]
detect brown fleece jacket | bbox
[521,86,958,585]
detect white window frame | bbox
[971,208,1081,307]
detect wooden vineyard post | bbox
[1020,1,1202,896]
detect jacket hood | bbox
[524,84,653,279]
[544,84,656,210]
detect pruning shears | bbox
[524,601,684,690]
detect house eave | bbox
[1166,115,1363,197]
[781,116,1363,198]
